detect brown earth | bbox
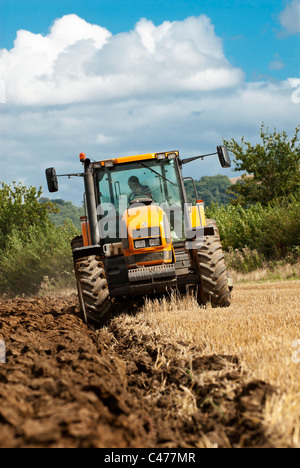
[0,293,276,448]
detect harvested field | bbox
[0,280,299,448]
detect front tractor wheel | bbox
[197,219,232,308]
[74,254,113,324]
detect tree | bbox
[39,197,84,230]
[0,182,58,251]
[184,175,232,205]
[0,183,78,295]
[224,124,300,205]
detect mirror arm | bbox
[57,173,84,178]
[181,152,217,165]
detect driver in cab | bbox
[128,176,152,203]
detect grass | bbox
[139,280,300,447]
[228,260,300,284]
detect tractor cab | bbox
[94,152,185,243]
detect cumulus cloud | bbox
[0,14,298,204]
[0,14,243,106]
[279,0,300,34]
[0,14,111,105]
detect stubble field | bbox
[0,280,299,448]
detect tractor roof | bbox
[92,151,179,168]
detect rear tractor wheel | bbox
[197,219,232,307]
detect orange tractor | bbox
[46,147,233,323]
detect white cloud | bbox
[135,18,172,53]
[49,14,112,50]
[96,133,116,145]
[0,14,111,106]
[279,0,300,34]
[269,60,284,70]
[0,14,243,106]
[0,14,299,205]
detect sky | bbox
[0,0,299,205]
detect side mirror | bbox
[217,146,231,168]
[45,168,59,193]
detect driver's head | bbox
[128,176,140,190]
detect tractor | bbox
[46,146,233,324]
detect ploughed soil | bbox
[0,294,276,448]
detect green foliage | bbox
[224,124,300,206]
[224,247,267,273]
[206,194,300,268]
[0,182,79,295]
[39,197,84,230]
[0,182,58,251]
[0,221,78,295]
[184,175,232,205]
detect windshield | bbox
[96,158,185,242]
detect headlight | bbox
[104,159,115,167]
[156,153,166,159]
[167,152,177,159]
[134,240,146,249]
[149,238,161,247]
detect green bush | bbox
[224,247,265,273]
[0,182,57,251]
[0,182,80,295]
[206,195,300,265]
[0,220,78,295]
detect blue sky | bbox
[0,0,299,204]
